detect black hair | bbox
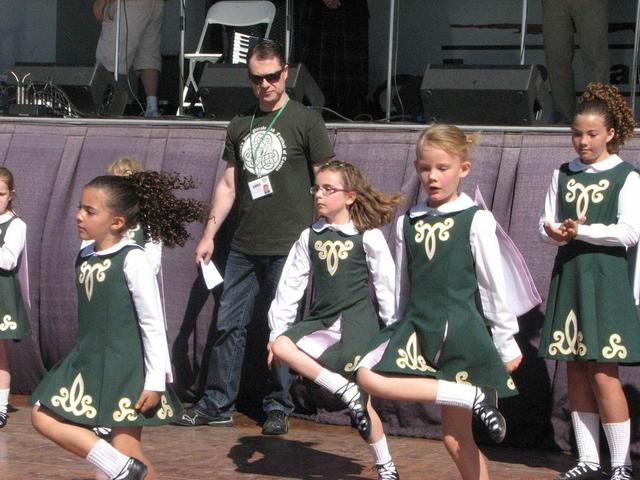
[247,39,285,66]
[85,172,208,248]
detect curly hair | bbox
[416,124,481,162]
[86,172,208,248]
[317,160,402,233]
[577,83,636,154]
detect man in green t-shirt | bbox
[175,40,334,435]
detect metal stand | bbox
[384,0,396,122]
[519,0,527,65]
[178,0,186,115]
[631,0,640,115]
[114,0,122,79]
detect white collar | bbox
[80,237,136,258]
[409,192,476,218]
[311,218,359,235]
[568,154,622,173]
[0,211,16,223]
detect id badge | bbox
[248,175,274,200]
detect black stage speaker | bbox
[198,63,324,120]
[6,64,125,116]
[420,64,552,125]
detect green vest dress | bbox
[283,228,381,377]
[539,161,640,363]
[365,207,517,398]
[0,216,30,340]
[30,244,181,427]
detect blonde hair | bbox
[107,157,144,177]
[317,160,402,233]
[415,124,480,162]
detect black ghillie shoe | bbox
[374,460,400,480]
[554,461,606,480]
[609,466,633,480]
[471,386,506,444]
[113,458,148,480]
[337,382,371,440]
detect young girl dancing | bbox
[30,172,206,480]
[268,160,402,479]
[538,83,639,480]
[357,124,523,480]
[0,167,29,428]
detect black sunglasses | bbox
[248,68,284,85]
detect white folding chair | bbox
[182,1,276,110]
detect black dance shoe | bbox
[113,458,148,480]
[471,386,506,444]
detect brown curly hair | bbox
[576,83,636,154]
[86,172,208,248]
[316,160,402,233]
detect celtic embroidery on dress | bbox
[50,372,97,419]
[113,397,139,422]
[126,224,141,240]
[565,178,609,219]
[314,240,354,276]
[344,355,362,372]
[455,371,471,385]
[156,395,174,420]
[0,314,16,331]
[396,332,436,372]
[78,259,112,301]
[548,309,587,356]
[602,334,628,360]
[414,217,454,260]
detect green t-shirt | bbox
[223,99,334,255]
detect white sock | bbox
[0,388,9,414]
[86,439,130,479]
[435,380,476,410]
[314,369,349,395]
[369,435,392,465]
[146,96,158,113]
[571,411,600,466]
[602,419,631,468]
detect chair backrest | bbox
[207,1,276,37]
[193,1,276,59]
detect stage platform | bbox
[0,395,587,480]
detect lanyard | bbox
[248,97,289,177]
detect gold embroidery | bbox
[548,310,587,356]
[50,373,97,419]
[0,314,17,331]
[314,240,354,276]
[455,371,471,385]
[414,217,454,260]
[565,179,609,219]
[507,378,516,390]
[396,332,436,372]
[113,398,139,422]
[602,334,628,360]
[78,259,112,301]
[156,395,174,420]
[344,355,362,372]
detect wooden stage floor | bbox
[0,395,593,479]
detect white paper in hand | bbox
[200,259,223,290]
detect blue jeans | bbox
[198,249,294,417]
